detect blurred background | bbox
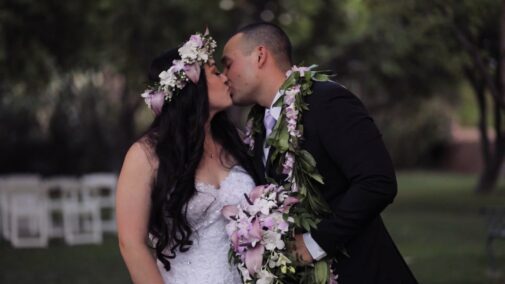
[1,0,505,283]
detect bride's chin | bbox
[224,101,233,109]
[214,102,233,112]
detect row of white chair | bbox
[0,173,117,248]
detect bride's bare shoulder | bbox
[123,136,159,174]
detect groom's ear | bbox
[256,46,268,68]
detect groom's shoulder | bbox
[312,79,347,93]
[309,80,364,107]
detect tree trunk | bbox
[474,0,505,193]
[468,70,495,193]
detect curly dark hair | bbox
[142,48,262,271]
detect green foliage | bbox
[0,0,501,172]
[378,98,453,168]
[314,260,330,284]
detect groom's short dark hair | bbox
[235,22,292,70]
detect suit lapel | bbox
[265,143,276,178]
[252,105,287,184]
[265,126,287,183]
[252,107,267,182]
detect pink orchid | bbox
[184,63,201,84]
[284,92,296,105]
[141,91,166,115]
[249,185,267,202]
[277,219,289,232]
[248,218,263,242]
[189,34,203,47]
[171,59,186,72]
[245,243,265,276]
[262,216,276,229]
[282,196,299,209]
[221,205,239,220]
[286,65,311,77]
[230,231,239,251]
[282,152,295,176]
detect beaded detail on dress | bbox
[154,165,255,284]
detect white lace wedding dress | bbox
[154,165,255,284]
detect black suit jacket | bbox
[253,81,417,283]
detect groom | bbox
[222,22,417,283]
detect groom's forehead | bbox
[226,34,250,53]
[222,34,250,61]
[222,36,240,63]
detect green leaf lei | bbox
[243,65,339,283]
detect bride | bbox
[115,31,262,283]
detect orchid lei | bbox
[223,66,340,284]
[140,31,216,115]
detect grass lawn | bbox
[384,171,505,284]
[1,171,504,283]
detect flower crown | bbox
[141,30,217,115]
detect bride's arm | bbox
[116,142,164,284]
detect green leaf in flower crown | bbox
[314,261,330,284]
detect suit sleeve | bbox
[309,85,398,257]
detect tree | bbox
[430,0,504,193]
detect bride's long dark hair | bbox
[142,48,262,271]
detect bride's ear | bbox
[256,46,267,68]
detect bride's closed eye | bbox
[213,67,222,76]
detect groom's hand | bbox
[293,234,314,265]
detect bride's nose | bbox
[221,74,229,85]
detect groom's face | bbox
[222,34,259,106]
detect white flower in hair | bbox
[140,30,216,113]
[158,69,178,88]
[179,41,200,61]
[171,60,186,72]
[140,90,152,108]
[198,51,209,62]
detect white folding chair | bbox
[3,175,49,248]
[42,177,81,238]
[0,176,12,241]
[81,173,117,233]
[54,176,102,245]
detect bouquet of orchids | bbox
[222,184,300,284]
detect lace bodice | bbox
[155,165,255,284]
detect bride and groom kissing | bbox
[116,22,418,284]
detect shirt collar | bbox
[266,91,283,120]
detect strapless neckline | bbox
[195,164,240,190]
[155,163,255,284]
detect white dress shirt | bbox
[263,91,327,261]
